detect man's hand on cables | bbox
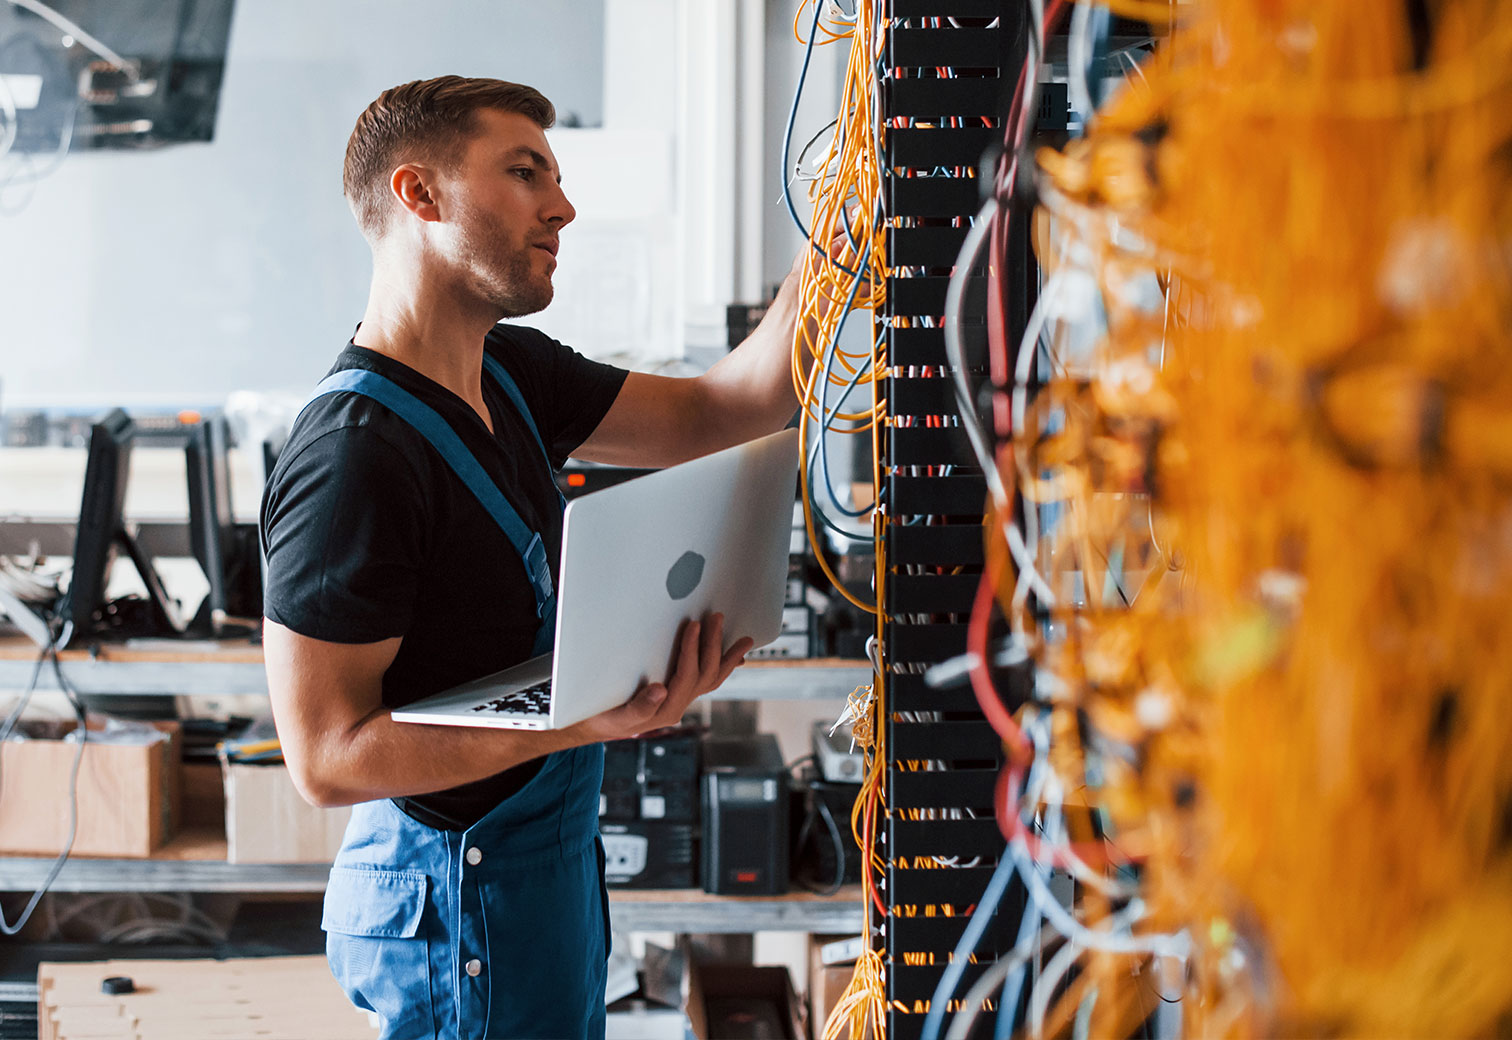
[783,201,868,323]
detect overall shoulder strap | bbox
[302,370,555,623]
[481,352,567,512]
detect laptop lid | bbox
[545,427,800,728]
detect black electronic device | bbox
[601,738,640,820]
[260,430,285,485]
[701,734,789,896]
[600,821,697,889]
[555,462,653,500]
[638,730,700,822]
[791,770,864,890]
[600,729,700,822]
[184,415,259,635]
[63,409,183,646]
[251,429,288,645]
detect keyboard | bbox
[471,679,553,716]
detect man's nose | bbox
[546,182,575,227]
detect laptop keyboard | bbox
[471,679,552,717]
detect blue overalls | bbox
[301,356,608,1039]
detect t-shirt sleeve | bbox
[260,423,429,643]
[486,325,628,468]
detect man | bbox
[260,77,810,1039]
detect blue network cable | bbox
[920,850,1019,1040]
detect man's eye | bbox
[512,167,535,181]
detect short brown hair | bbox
[343,76,555,239]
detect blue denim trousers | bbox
[322,744,608,1039]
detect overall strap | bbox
[302,370,555,627]
[481,352,567,512]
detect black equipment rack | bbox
[878,2,1036,1037]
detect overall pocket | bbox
[323,867,435,1039]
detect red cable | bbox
[968,565,1032,760]
[862,788,887,917]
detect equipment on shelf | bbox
[811,719,863,784]
[791,766,863,891]
[184,415,261,636]
[701,734,789,896]
[65,409,184,646]
[599,820,698,889]
[599,727,701,824]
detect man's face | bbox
[441,108,575,318]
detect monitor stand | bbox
[114,527,186,637]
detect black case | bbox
[701,735,789,895]
[600,820,698,889]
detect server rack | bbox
[878,3,1036,1036]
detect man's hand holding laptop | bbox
[566,612,754,744]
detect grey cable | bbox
[944,944,1040,1040]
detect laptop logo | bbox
[666,551,705,600]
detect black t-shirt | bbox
[260,324,628,830]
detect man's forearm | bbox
[296,711,582,807]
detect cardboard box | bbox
[0,719,180,858]
[810,935,865,1040]
[38,954,376,1040]
[219,756,350,864]
[687,963,806,1040]
[180,761,228,832]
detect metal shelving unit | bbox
[0,638,868,701]
[0,642,870,935]
[0,849,863,933]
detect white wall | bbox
[0,0,713,409]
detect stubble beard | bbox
[486,247,554,318]
[461,214,554,319]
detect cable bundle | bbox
[782,2,891,1035]
[974,0,1512,1035]
[787,0,889,614]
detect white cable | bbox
[942,199,1057,605]
[1026,900,1143,1036]
[1028,933,1085,1037]
[1013,837,1188,959]
[943,936,1042,1040]
[1023,0,1047,150]
[1071,984,1100,1040]
[944,198,1011,515]
[2,0,135,77]
[1069,1,1097,128]
[1118,47,1150,88]
[1010,271,1064,444]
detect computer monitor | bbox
[186,415,232,630]
[185,415,260,636]
[63,409,183,646]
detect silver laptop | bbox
[391,428,800,730]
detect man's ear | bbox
[390,163,442,224]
